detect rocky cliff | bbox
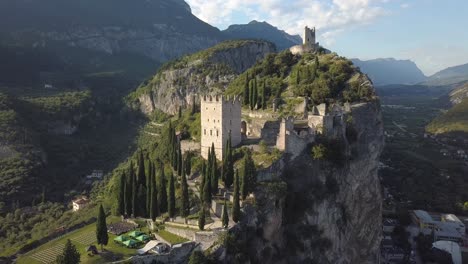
[223,100,384,264]
[131,40,276,115]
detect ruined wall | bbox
[225,100,384,264]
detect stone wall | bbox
[195,230,226,250]
[211,200,224,217]
[180,140,200,155]
[165,226,197,241]
[257,158,285,182]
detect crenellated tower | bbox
[200,95,242,160]
[303,26,316,49]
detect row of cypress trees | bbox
[243,73,267,110]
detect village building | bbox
[411,210,465,243]
[72,196,89,212]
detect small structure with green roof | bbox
[128,231,144,238]
[135,234,150,242]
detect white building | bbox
[72,197,89,211]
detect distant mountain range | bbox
[223,20,302,50]
[424,63,468,86]
[351,58,427,86]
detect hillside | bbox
[425,63,468,86]
[351,58,427,86]
[129,40,276,115]
[223,20,302,51]
[226,51,376,108]
[426,82,468,135]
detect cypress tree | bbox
[198,207,205,231]
[177,142,182,176]
[131,162,137,217]
[210,143,218,195]
[178,106,182,119]
[185,152,192,176]
[200,161,206,199]
[261,81,266,110]
[137,151,146,186]
[232,169,240,223]
[168,171,176,218]
[96,204,109,250]
[249,80,254,110]
[150,164,159,221]
[181,163,190,218]
[146,162,153,216]
[223,135,234,188]
[222,200,229,228]
[137,184,146,217]
[253,78,258,110]
[244,73,250,106]
[125,163,133,216]
[158,165,168,213]
[241,156,248,200]
[56,239,80,264]
[116,172,125,216]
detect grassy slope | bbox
[426,97,468,134]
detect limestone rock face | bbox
[228,100,384,264]
[136,41,276,115]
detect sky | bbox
[185,0,468,76]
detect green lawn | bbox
[156,230,189,245]
[16,216,142,264]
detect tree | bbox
[243,73,250,106]
[146,162,153,216]
[232,170,240,223]
[252,78,258,110]
[261,81,266,109]
[222,135,234,188]
[149,163,159,221]
[189,251,210,264]
[211,144,219,195]
[185,152,192,176]
[116,172,125,216]
[157,165,168,213]
[137,150,146,186]
[241,152,256,199]
[181,164,190,218]
[178,106,182,119]
[130,162,137,217]
[198,207,205,231]
[124,163,133,216]
[96,205,109,251]
[177,141,183,176]
[168,171,176,218]
[241,156,249,200]
[222,200,229,228]
[55,239,80,264]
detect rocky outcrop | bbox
[225,100,384,264]
[135,41,276,115]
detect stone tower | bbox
[303,26,316,49]
[201,95,242,160]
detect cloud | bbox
[186,0,389,44]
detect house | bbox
[411,210,465,243]
[72,197,89,211]
[86,170,104,180]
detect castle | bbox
[200,95,242,160]
[290,26,319,55]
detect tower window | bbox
[216,131,219,137]
[208,119,209,122]
[210,130,212,136]
[204,129,206,135]
[230,120,232,125]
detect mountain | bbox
[129,40,276,115]
[427,82,468,135]
[351,58,427,86]
[223,20,302,51]
[425,63,468,86]
[0,0,223,79]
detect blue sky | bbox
[186,0,468,75]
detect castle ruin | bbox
[290,26,319,55]
[200,95,242,160]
